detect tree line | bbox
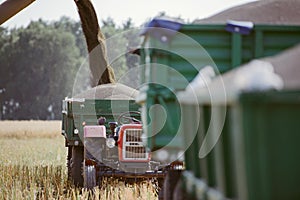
[0,17,140,120]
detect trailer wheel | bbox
[157,178,164,200]
[70,146,84,187]
[84,165,96,189]
[173,179,187,200]
[163,170,182,200]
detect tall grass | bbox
[0,164,157,199]
[0,121,157,200]
[0,165,66,199]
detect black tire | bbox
[173,179,187,200]
[67,146,72,181]
[70,146,84,187]
[163,170,182,200]
[157,178,165,200]
[84,165,96,189]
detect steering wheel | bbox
[117,111,141,125]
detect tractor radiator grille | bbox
[123,129,148,160]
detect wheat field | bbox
[0,121,157,200]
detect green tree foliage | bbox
[53,16,87,57]
[0,17,140,120]
[0,18,82,119]
[100,17,140,88]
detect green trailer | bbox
[236,91,300,200]
[137,18,300,156]
[139,22,300,89]
[177,46,300,199]
[179,90,300,200]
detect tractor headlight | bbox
[106,138,115,148]
[156,149,169,161]
[74,129,79,134]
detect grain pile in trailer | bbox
[73,83,138,100]
[264,44,300,90]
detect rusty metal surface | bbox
[0,0,35,25]
[74,0,115,86]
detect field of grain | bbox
[0,121,157,200]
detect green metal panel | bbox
[231,33,242,66]
[181,104,201,178]
[139,22,300,152]
[140,24,300,90]
[254,30,264,57]
[234,91,300,200]
[200,106,217,187]
[206,106,237,198]
[62,99,140,146]
[141,84,182,150]
[180,90,300,200]
[180,104,236,199]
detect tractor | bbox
[61,84,166,189]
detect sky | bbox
[1,0,257,28]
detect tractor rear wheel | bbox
[70,146,84,187]
[67,146,72,181]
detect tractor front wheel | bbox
[84,165,97,189]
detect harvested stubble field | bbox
[0,121,157,200]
